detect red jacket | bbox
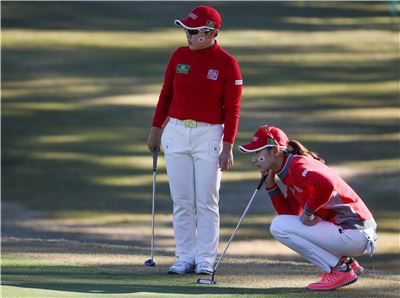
[152,42,242,144]
[267,154,376,230]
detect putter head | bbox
[197,278,216,285]
[144,259,155,266]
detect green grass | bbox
[2,1,399,297]
[2,246,399,298]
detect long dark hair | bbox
[287,140,325,164]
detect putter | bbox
[197,174,267,284]
[144,150,158,267]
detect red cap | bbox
[238,125,289,153]
[175,6,222,30]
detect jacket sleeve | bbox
[222,57,242,144]
[292,163,335,215]
[267,184,302,215]
[152,51,176,128]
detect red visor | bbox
[239,125,289,153]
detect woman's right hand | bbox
[147,127,161,152]
[300,212,322,226]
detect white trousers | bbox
[270,215,373,272]
[161,119,223,265]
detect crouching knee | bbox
[269,215,291,240]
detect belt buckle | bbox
[184,119,197,128]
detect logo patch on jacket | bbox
[207,69,219,80]
[294,185,304,193]
[176,64,190,74]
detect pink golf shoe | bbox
[307,268,358,291]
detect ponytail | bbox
[287,140,325,164]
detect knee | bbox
[173,197,195,211]
[269,215,289,240]
[196,192,219,211]
[196,199,219,215]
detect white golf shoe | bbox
[195,262,214,275]
[167,261,195,275]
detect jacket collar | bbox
[276,154,294,181]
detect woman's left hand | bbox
[300,212,321,226]
[219,142,233,171]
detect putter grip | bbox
[152,150,158,172]
[256,175,267,190]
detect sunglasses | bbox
[186,29,210,35]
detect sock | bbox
[334,263,350,272]
[339,256,350,264]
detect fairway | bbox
[2,1,399,297]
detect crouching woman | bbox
[239,125,377,291]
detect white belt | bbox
[169,118,215,128]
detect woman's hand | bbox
[300,212,321,226]
[219,142,234,171]
[147,127,161,152]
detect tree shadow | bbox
[2,2,398,32]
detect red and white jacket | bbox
[267,154,376,230]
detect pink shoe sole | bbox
[308,276,358,291]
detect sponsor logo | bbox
[189,13,198,19]
[206,20,215,27]
[207,69,219,80]
[235,80,243,85]
[252,136,259,142]
[294,185,304,193]
[289,187,295,195]
[176,64,190,74]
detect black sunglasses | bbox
[186,29,210,35]
[186,29,200,35]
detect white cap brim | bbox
[238,144,287,153]
[174,20,215,31]
[238,144,274,153]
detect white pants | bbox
[161,118,223,265]
[270,215,374,272]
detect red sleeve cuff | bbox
[303,204,315,216]
[267,184,282,198]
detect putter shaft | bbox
[150,170,156,259]
[212,188,260,272]
[207,175,267,281]
[146,150,158,265]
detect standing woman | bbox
[239,125,377,291]
[147,6,243,275]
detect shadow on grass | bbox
[2,1,398,218]
[2,237,399,275]
[2,2,398,32]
